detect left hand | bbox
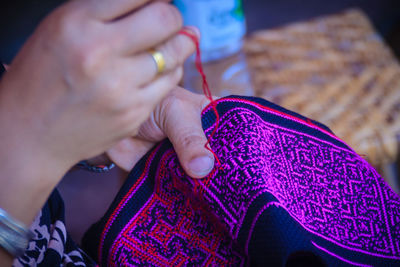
[90,87,215,178]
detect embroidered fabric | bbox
[82,96,400,266]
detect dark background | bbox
[1,0,400,62]
[1,0,399,243]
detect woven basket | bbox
[244,9,400,167]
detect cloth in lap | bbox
[82,96,400,266]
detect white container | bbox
[174,0,246,62]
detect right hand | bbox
[0,0,197,172]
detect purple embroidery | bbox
[90,97,400,266]
[193,103,400,259]
[107,150,244,266]
[99,144,162,263]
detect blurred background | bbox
[1,0,400,243]
[1,0,400,61]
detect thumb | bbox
[171,127,214,179]
[162,91,214,178]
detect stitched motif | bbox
[108,149,244,266]
[85,96,400,266]
[193,105,400,259]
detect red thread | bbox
[179,28,222,168]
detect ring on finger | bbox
[149,49,166,74]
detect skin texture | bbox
[107,87,214,177]
[0,0,213,264]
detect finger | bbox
[85,0,150,21]
[151,27,199,75]
[115,70,182,139]
[162,89,214,178]
[117,27,198,87]
[107,2,184,55]
[132,67,183,112]
[107,138,155,172]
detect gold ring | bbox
[149,49,166,74]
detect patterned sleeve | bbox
[13,190,97,267]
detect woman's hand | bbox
[0,0,197,173]
[106,87,215,178]
[0,0,196,237]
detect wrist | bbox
[0,207,35,258]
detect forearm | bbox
[0,159,66,225]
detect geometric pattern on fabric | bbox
[82,96,400,266]
[200,105,400,259]
[107,146,245,266]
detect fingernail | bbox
[188,156,213,177]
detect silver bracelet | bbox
[0,208,34,257]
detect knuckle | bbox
[161,87,182,111]
[163,87,181,104]
[41,5,106,76]
[158,91,177,118]
[73,45,106,76]
[178,131,204,148]
[45,6,82,42]
[152,3,182,30]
